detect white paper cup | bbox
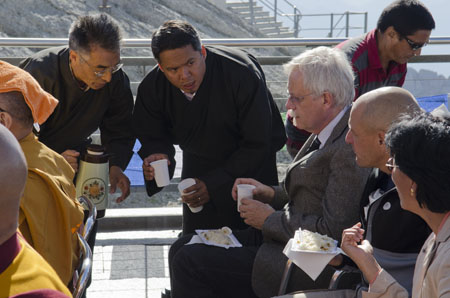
[150,159,170,187]
[237,184,256,211]
[178,178,203,213]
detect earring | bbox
[410,188,415,196]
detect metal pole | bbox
[274,0,278,22]
[294,7,299,38]
[330,13,334,37]
[249,0,254,26]
[345,11,349,37]
[364,12,368,33]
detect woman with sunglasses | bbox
[341,112,450,297]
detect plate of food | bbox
[195,226,242,249]
[290,229,338,254]
[283,228,341,280]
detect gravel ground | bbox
[108,149,292,209]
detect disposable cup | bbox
[237,184,256,211]
[150,159,170,187]
[178,178,203,213]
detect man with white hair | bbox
[167,46,371,298]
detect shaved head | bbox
[353,87,421,133]
[346,87,421,171]
[0,124,27,243]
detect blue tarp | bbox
[417,94,449,112]
[124,140,145,186]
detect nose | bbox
[413,48,422,56]
[101,69,113,83]
[285,96,295,110]
[179,67,191,80]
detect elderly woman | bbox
[341,112,450,297]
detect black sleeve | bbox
[99,70,135,170]
[132,74,176,196]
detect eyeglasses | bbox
[386,157,399,172]
[0,107,8,113]
[78,53,123,78]
[287,91,314,104]
[402,35,427,51]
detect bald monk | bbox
[277,87,430,298]
[0,60,84,286]
[0,124,71,297]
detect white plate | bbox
[195,227,242,249]
[290,239,339,254]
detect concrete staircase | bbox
[227,1,295,38]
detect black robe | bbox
[19,46,135,170]
[133,46,286,234]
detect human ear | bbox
[0,111,13,130]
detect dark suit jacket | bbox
[252,107,371,297]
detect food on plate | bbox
[293,229,336,252]
[200,227,232,245]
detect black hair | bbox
[377,0,435,36]
[0,91,34,128]
[151,20,201,62]
[69,14,122,53]
[385,113,450,213]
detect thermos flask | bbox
[75,144,109,218]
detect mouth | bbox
[182,81,195,91]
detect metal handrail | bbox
[2,36,450,48]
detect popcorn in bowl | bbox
[291,229,337,253]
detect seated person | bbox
[168,46,371,298]
[0,60,84,286]
[276,87,431,298]
[341,113,450,297]
[0,124,71,297]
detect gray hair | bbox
[283,46,355,108]
[69,14,122,53]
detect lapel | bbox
[284,107,351,191]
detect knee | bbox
[168,234,194,267]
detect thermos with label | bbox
[75,144,109,218]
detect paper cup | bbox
[237,184,256,211]
[178,178,203,213]
[150,159,170,187]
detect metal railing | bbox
[285,11,368,37]
[231,0,367,37]
[2,36,450,60]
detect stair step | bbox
[227,1,258,8]
[266,31,296,38]
[244,15,276,23]
[238,10,270,17]
[260,26,291,34]
[229,5,263,13]
[251,21,283,28]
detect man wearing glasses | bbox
[285,0,435,158]
[276,87,431,298]
[19,14,134,204]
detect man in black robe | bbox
[19,16,135,293]
[132,20,286,234]
[20,14,135,203]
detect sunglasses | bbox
[402,35,427,51]
[386,157,399,172]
